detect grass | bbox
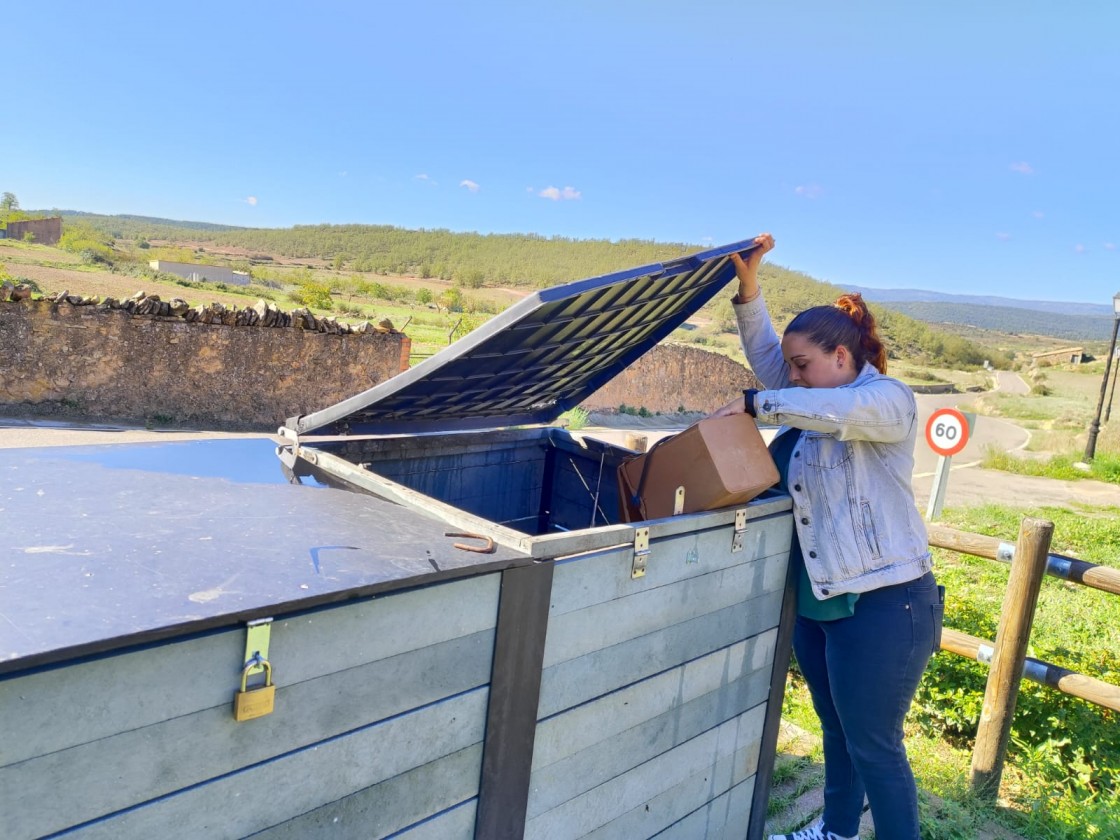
[982,446,1120,483]
[782,501,1120,839]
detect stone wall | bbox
[583,343,761,414]
[3,217,62,245]
[0,290,410,431]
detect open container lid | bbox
[285,238,761,436]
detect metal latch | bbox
[243,618,273,678]
[731,509,748,553]
[632,527,650,579]
[673,486,685,515]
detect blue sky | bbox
[4,2,1118,304]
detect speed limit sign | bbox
[926,408,970,457]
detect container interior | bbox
[308,428,633,536]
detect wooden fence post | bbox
[969,516,1054,798]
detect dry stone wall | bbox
[583,343,761,415]
[0,286,410,431]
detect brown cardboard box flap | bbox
[618,413,779,522]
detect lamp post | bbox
[1084,291,1120,461]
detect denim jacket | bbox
[735,294,932,598]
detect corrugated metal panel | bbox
[288,238,759,436]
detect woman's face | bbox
[781,332,858,388]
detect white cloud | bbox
[1074,243,1087,253]
[244,196,258,206]
[1009,161,1034,175]
[995,232,1012,241]
[414,174,437,186]
[539,186,582,201]
[459,179,480,193]
[1105,243,1117,251]
[794,183,823,199]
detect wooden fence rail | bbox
[941,628,1120,712]
[927,518,1120,799]
[927,522,1120,596]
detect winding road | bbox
[912,370,1030,479]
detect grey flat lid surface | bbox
[288,238,760,436]
[0,439,528,674]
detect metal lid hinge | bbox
[731,509,748,553]
[632,527,650,579]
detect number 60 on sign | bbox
[925,407,970,457]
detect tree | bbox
[1,192,18,211]
[438,287,463,313]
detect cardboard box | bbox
[618,413,779,522]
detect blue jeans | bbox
[793,571,943,840]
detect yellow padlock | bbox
[233,658,276,722]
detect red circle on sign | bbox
[926,408,970,457]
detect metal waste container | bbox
[278,239,797,839]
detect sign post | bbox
[926,407,972,521]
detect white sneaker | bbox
[767,816,857,840]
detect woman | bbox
[712,234,943,840]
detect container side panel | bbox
[362,445,547,527]
[52,688,489,840]
[548,515,792,617]
[538,590,783,718]
[528,633,774,819]
[388,800,478,840]
[542,553,779,669]
[2,631,494,839]
[524,704,764,840]
[246,746,481,840]
[547,447,626,531]
[649,775,755,840]
[580,745,758,840]
[0,574,499,766]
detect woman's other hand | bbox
[730,232,774,303]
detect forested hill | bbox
[56,211,700,288]
[48,209,1012,367]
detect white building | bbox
[149,260,251,286]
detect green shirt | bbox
[769,428,858,621]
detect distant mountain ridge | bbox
[847,285,1112,318]
[847,286,1113,342]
